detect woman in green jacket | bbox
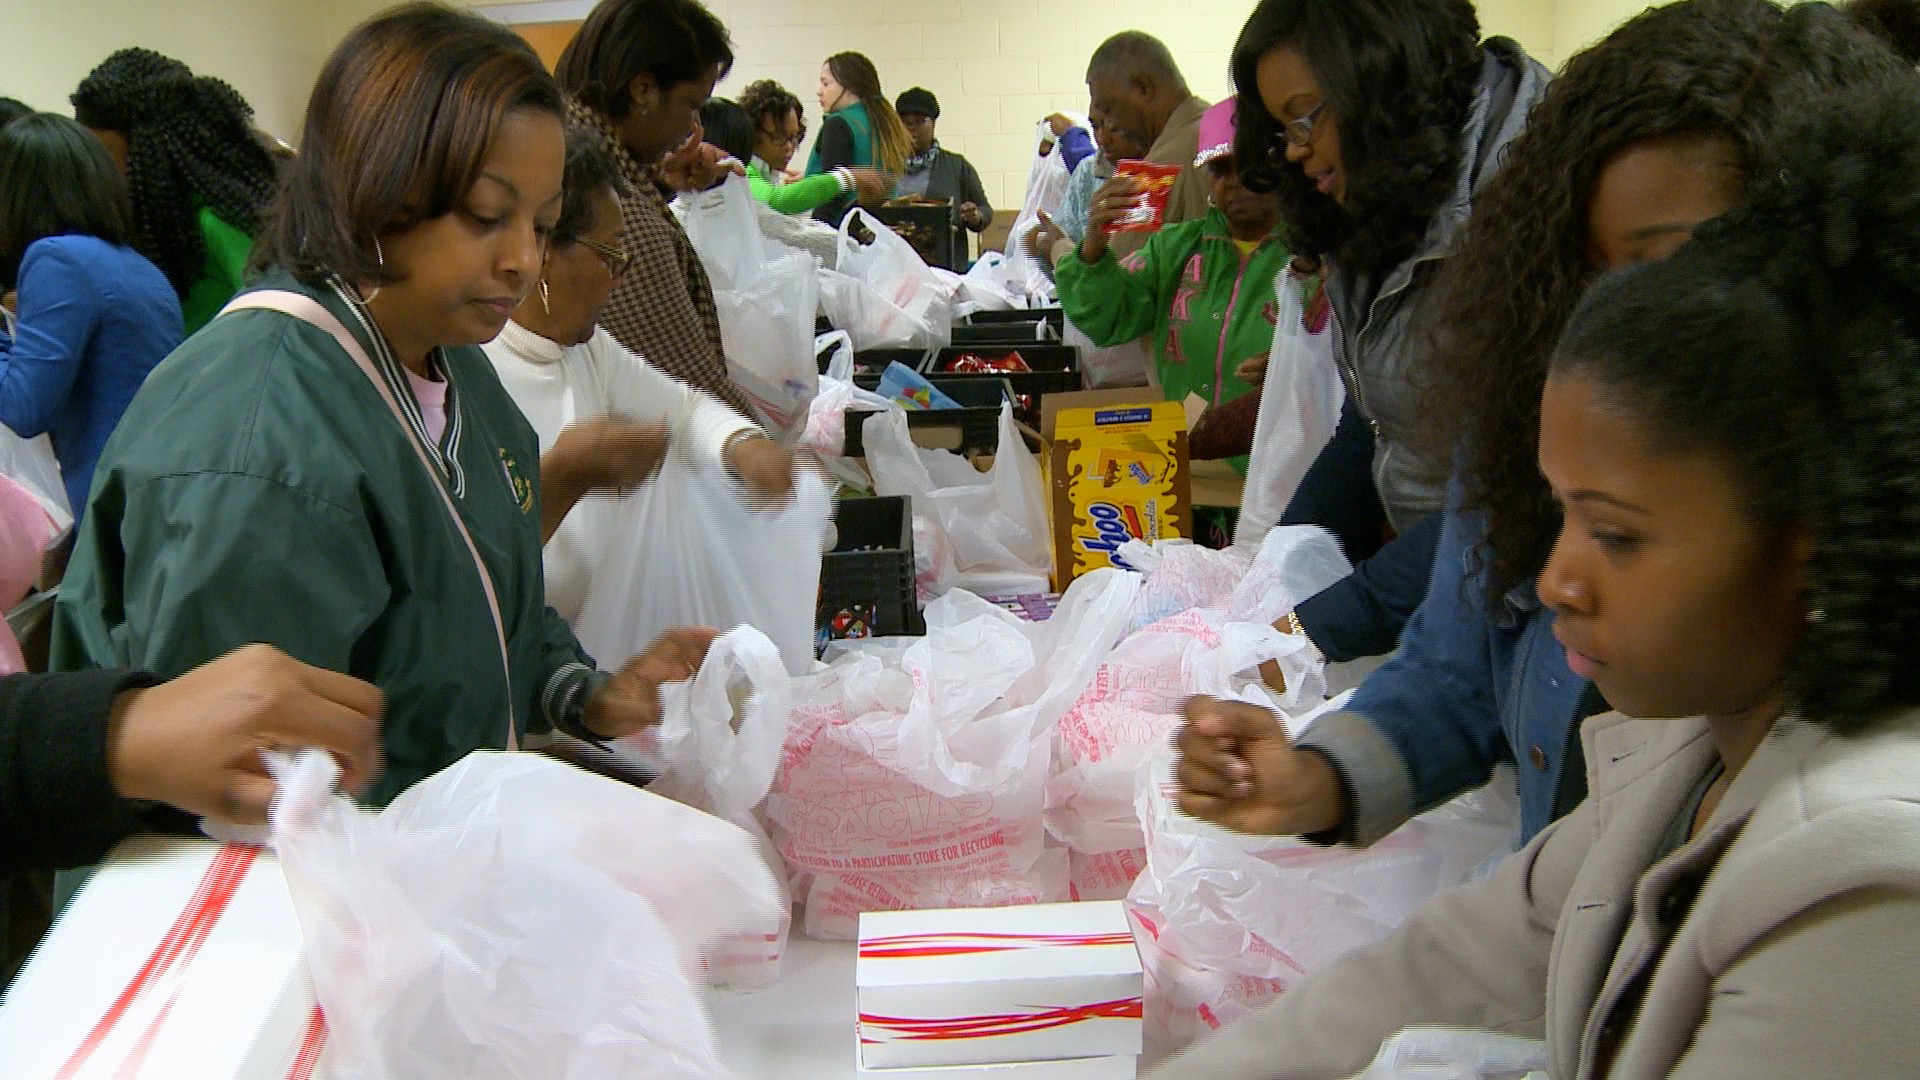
[71,49,280,337]
[806,52,910,226]
[52,3,711,807]
[1055,98,1289,475]
[740,79,887,217]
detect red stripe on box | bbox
[285,1007,328,1080]
[859,997,1144,1042]
[859,931,1136,959]
[56,844,260,1079]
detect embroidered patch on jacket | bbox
[499,449,534,514]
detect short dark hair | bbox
[0,113,131,289]
[553,121,629,247]
[255,2,564,285]
[1550,70,1920,734]
[0,98,31,131]
[739,79,803,136]
[1086,30,1188,91]
[698,97,755,165]
[555,0,734,122]
[1230,0,1484,275]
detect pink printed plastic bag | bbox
[766,574,1140,939]
[1125,750,1519,1059]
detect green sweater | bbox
[52,273,598,805]
[180,206,254,338]
[748,158,848,216]
[1055,209,1291,475]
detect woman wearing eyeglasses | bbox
[1221,0,1550,664]
[482,122,795,623]
[738,79,888,218]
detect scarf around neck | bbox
[904,141,941,176]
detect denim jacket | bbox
[1297,501,1593,843]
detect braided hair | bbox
[70,48,279,299]
[1551,66,1920,733]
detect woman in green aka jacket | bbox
[740,79,888,217]
[52,3,714,807]
[71,49,281,338]
[1055,97,1289,475]
[806,52,910,226]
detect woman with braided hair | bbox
[71,48,279,335]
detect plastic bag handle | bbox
[220,290,519,750]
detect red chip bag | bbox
[1108,161,1183,233]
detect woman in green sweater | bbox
[54,4,711,806]
[1055,98,1290,475]
[740,78,887,217]
[71,49,280,337]
[805,52,910,226]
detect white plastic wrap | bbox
[573,450,832,676]
[269,750,783,1080]
[1237,269,1344,550]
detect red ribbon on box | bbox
[859,930,1137,960]
[860,997,1145,1042]
[54,843,329,1080]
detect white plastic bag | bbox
[1066,316,1153,390]
[270,750,783,1080]
[863,402,1051,599]
[677,175,822,436]
[1126,754,1521,1058]
[819,209,953,351]
[1349,1028,1548,1080]
[0,428,70,537]
[573,448,832,675]
[620,626,796,989]
[994,122,1075,306]
[1238,269,1343,549]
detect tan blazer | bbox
[1147,709,1920,1079]
[1109,95,1212,261]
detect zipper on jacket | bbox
[1212,247,1259,407]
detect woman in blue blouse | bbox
[0,114,182,521]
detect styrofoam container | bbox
[857,900,1143,1069]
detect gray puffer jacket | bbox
[1324,38,1551,530]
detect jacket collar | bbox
[1146,96,1211,164]
[321,275,469,498]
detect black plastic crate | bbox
[920,345,1082,425]
[965,307,1065,332]
[832,347,934,376]
[843,377,1012,457]
[820,495,923,638]
[951,321,1061,347]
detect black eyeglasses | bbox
[760,124,806,149]
[573,236,633,279]
[1283,102,1327,148]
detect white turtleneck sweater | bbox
[482,319,754,622]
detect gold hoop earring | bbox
[361,238,386,304]
[539,278,551,315]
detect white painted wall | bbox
[0,0,334,139]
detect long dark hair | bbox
[255,2,563,285]
[1550,67,1920,732]
[0,113,132,289]
[70,48,279,300]
[1229,0,1483,275]
[1424,0,1910,608]
[826,51,911,176]
[1845,0,1920,61]
[697,97,756,165]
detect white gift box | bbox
[0,837,329,1080]
[857,900,1144,1070]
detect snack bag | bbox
[1108,161,1183,233]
